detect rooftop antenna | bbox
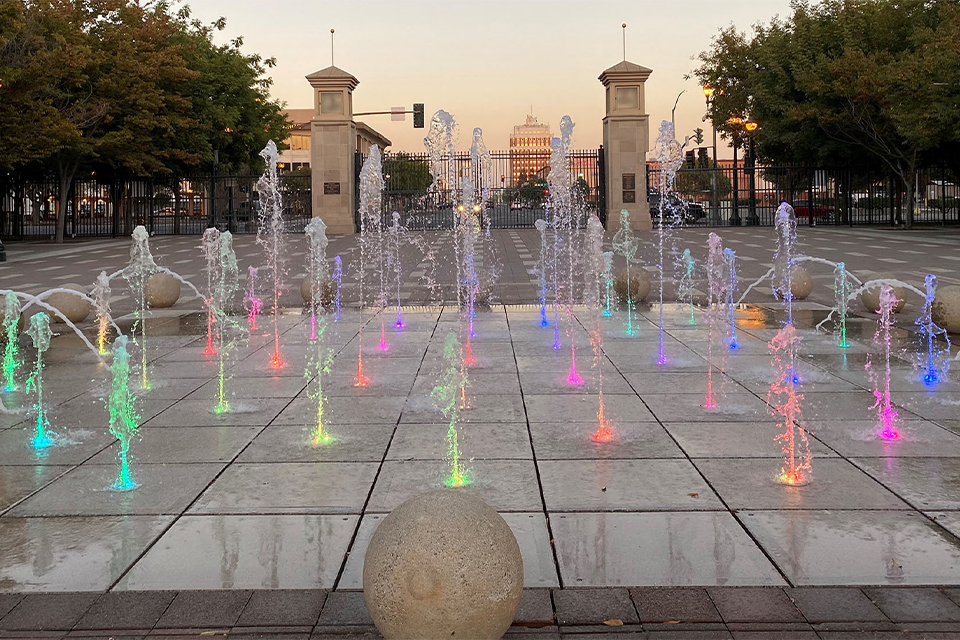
[330,29,335,66]
[622,23,627,61]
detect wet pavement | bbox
[0,227,959,634]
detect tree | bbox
[0,1,291,242]
[696,0,960,228]
[382,154,432,193]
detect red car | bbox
[793,199,834,221]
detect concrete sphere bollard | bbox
[363,490,523,640]
[613,267,652,304]
[790,266,813,301]
[145,273,181,309]
[861,281,908,313]
[300,277,335,306]
[932,285,960,334]
[45,284,92,324]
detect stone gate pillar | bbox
[599,61,653,232]
[307,66,359,234]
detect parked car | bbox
[648,188,705,223]
[792,199,834,221]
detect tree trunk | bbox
[55,159,78,244]
[904,171,915,231]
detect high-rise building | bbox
[509,114,551,186]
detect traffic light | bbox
[413,103,425,128]
[685,149,696,169]
[697,147,709,169]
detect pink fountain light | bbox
[767,323,813,486]
[871,284,901,441]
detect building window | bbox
[320,91,343,114]
[616,86,639,111]
[290,134,310,151]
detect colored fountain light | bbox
[834,262,852,348]
[916,274,950,386]
[25,313,56,450]
[704,233,725,409]
[201,227,220,356]
[536,219,550,326]
[602,251,615,318]
[209,231,241,415]
[305,216,330,341]
[767,323,813,486]
[3,291,22,392]
[586,214,613,442]
[306,312,334,446]
[724,248,739,350]
[106,335,141,491]
[654,120,686,365]
[433,332,471,487]
[92,271,112,356]
[679,248,696,325]
[332,256,343,321]
[256,141,288,370]
[123,226,160,390]
[612,209,640,336]
[356,145,385,386]
[870,284,901,441]
[244,266,262,331]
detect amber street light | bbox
[745,121,759,132]
[472,204,481,213]
[702,86,714,99]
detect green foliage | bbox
[0,0,291,241]
[514,175,548,208]
[382,154,432,193]
[676,159,732,199]
[695,0,960,227]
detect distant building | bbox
[278,108,391,172]
[509,114,551,186]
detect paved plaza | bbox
[0,226,959,637]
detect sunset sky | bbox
[188,0,796,155]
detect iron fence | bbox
[363,149,606,230]
[0,174,313,241]
[646,164,960,227]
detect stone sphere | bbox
[932,285,960,334]
[861,281,908,313]
[45,284,91,324]
[363,490,523,640]
[300,277,335,306]
[613,267,652,304]
[145,273,181,309]
[790,266,813,301]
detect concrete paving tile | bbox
[387,422,531,460]
[540,459,722,511]
[630,587,722,623]
[862,587,960,622]
[275,397,405,426]
[400,393,526,424]
[155,590,252,628]
[0,593,100,631]
[784,587,887,622]
[74,591,177,630]
[740,510,960,585]
[524,394,656,424]
[0,465,72,512]
[186,375,308,400]
[367,459,542,512]
[694,458,911,510]
[853,457,960,510]
[0,426,117,467]
[0,594,25,620]
[0,516,171,591]
[189,462,377,514]
[640,393,770,423]
[893,391,960,421]
[805,420,960,457]
[340,512,557,589]
[146,398,288,427]
[9,463,225,516]
[87,427,260,464]
[315,592,372,626]
[553,587,639,625]
[236,424,394,463]
[551,512,785,587]
[322,373,416,398]
[708,587,803,623]
[530,422,685,460]
[517,371,636,396]
[664,422,835,458]
[514,589,554,625]
[412,371,521,396]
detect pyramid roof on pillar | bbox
[599,60,652,85]
[306,65,359,89]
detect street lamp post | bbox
[745,121,759,225]
[702,87,720,224]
